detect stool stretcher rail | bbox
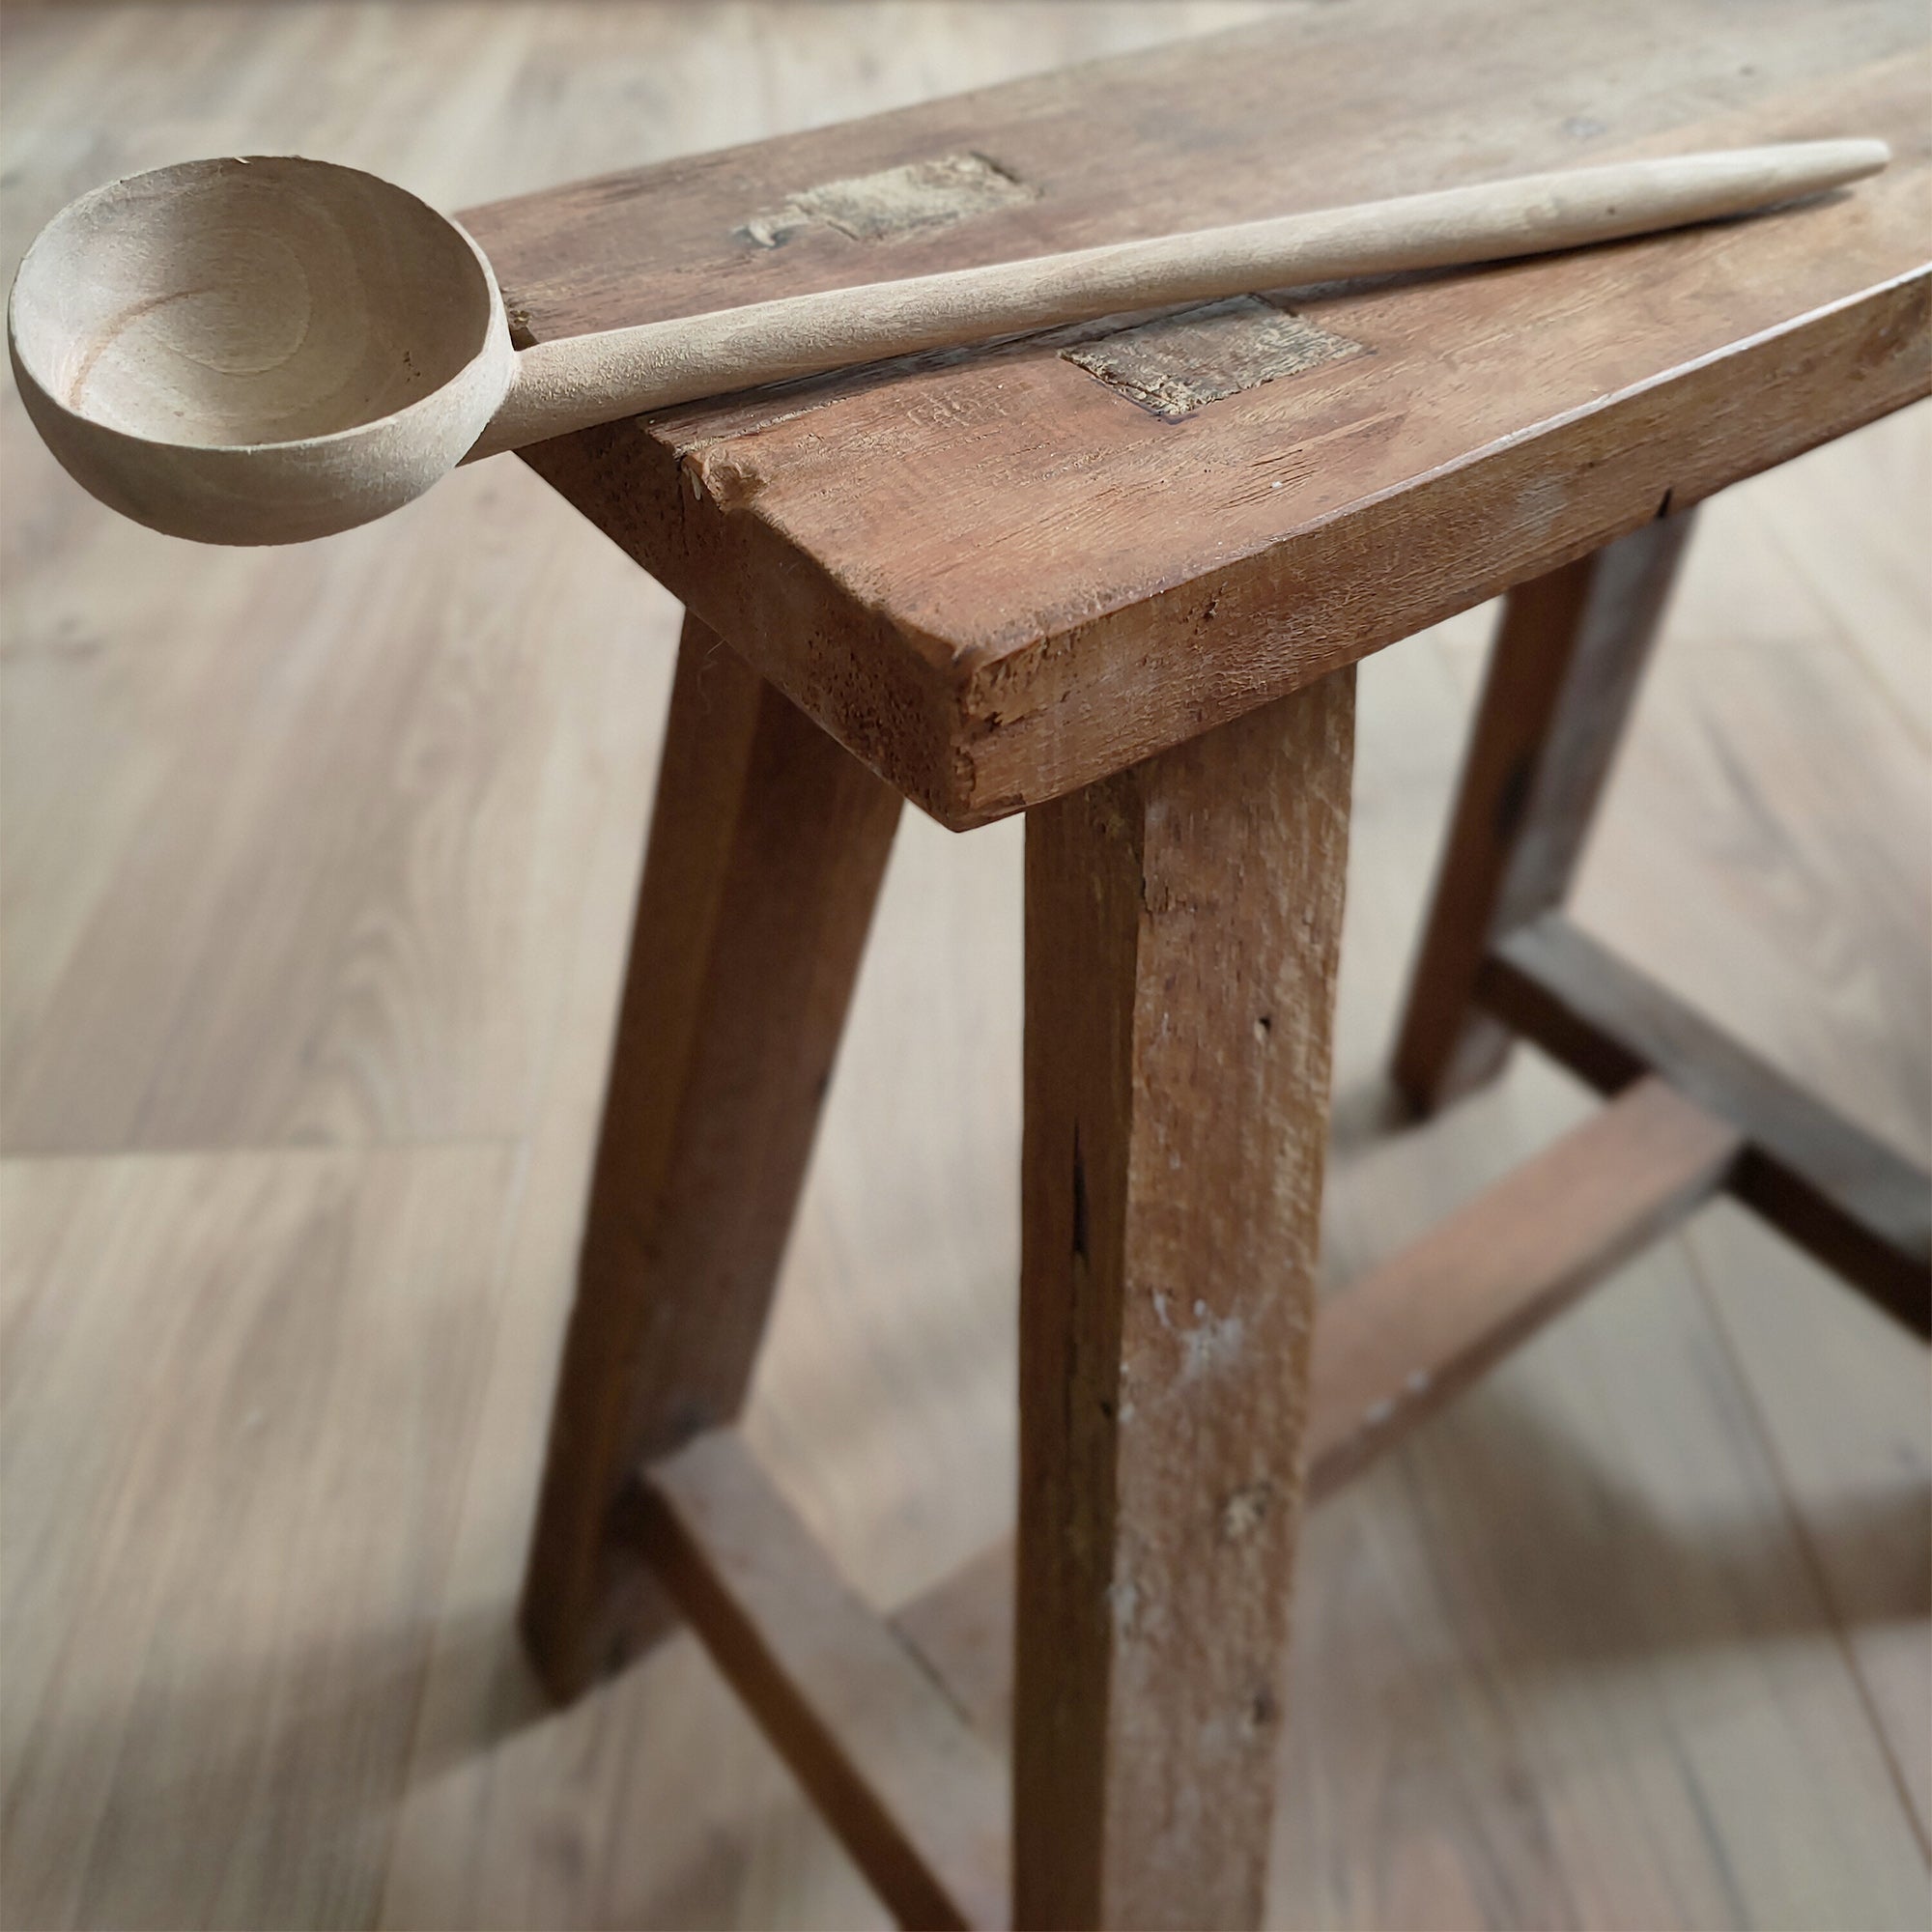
[1479,913,1932,1337]
[626,1076,1743,1928]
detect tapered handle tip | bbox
[1807,135,1890,187]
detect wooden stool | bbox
[461,7,1929,1924]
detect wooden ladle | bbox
[9,141,1886,546]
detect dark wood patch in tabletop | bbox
[1062,297,1367,418]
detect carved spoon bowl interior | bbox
[10,156,514,544]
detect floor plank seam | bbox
[1682,1223,1932,1867]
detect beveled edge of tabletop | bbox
[466,14,1931,830]
[506,270,1927,831]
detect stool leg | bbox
[520,613,901,1703]
[1012,668,1354,1930]
[1390,509,1696,1116]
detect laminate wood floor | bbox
[2,7,1927,1928]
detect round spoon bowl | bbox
[8,156,514,544]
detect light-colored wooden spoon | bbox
[9,141,1887,546]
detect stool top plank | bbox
[465,0,1929,827]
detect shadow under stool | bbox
[457,5,1931,1924]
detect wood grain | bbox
[1306,1078,1744,1492]
[1281,1098,1932,1932]
[1480,913,1932,1336]
[1391,513,1696,1113]
[467,142,1889,455]
[0,1144,521,1930]
[1014,668,1353,1928]
[468,1,1931,824]
[0,453,658,1155]
[894,1077,1747,1745]
[638,1429,1008,1932]
[1689,1205,1932,1841]
[11,156,521,547]
[3,8,1926,1930]
[31,134,1866,540]
[521,614,901,1702]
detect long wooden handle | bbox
[471,139,1886,457]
